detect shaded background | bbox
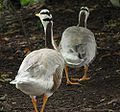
[0,0,120,111]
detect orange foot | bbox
[71,76,90,82]
[66,80,80,85]
[79,76,90,81]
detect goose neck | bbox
[45,22,57,50]
[77,11,88,28]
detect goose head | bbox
[35,9,57,50]
[77,6,90,28]
[35,9,53,35]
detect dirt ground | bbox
[0,0,120,112]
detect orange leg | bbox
[65,66,79,85]
[31,96,39,112]
[71,65,90,81]
[40,95,48,112]
[79,65,90,81]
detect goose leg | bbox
[65,66,79,85]
[40,95,48,112]
[79,65,90,81]
[71,65,90,81]
[31,96,39,112]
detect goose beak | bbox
[35,13,40,17]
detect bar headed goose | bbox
[59,7,97,84]
[10,9,65,112]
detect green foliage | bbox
[20,0,45,6]
[105,19,119,28]
[0,0,3,12]
[20,0,30,6]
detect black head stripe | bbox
[43,18,52,21]
[81,7,89,12]
[40,12,50,16]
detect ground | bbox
[0,0,120,112]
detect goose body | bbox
[59,7,97,84]
[10,9,65,112]
[60,26,96,67]
[11,49,64,96]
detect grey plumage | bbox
[10,49,64,96]
[60,26,96,67]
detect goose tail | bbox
[10,80,17,84]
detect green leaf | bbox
[20,0,45,6]
[20,0,31,6]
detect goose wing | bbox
[51,65,63,92]
[60,26,96,66]
[73,28,96,65]
[11,50,47,83]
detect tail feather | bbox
[10,80,17,84]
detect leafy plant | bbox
[105,19,119,29]
[20,0,45,6]
[0,0,3,12]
